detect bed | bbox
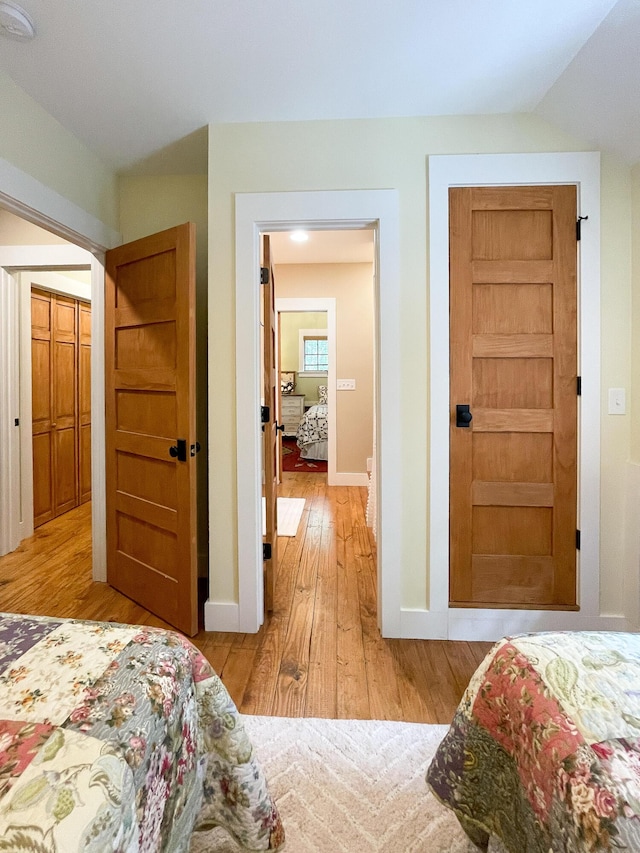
[0,611,284,852]
[296,403,328,461]
[427,631,640,852]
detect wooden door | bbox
[31,289,83,527]
[262,235,278,613]
[105,224,198,636]
[78,301,92,504]
[449,186,578,609]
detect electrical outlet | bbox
[337,379,356,390]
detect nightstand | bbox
[280,394,305,436]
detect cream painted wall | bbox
[0,69,118,230]
[277,264,374,473]
[631,164,640,464]
[118,174,209,574]
[208,113,634,617]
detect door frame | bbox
[428,151,604,640]
[231,190,401,636]
[0,157,120,573]
[274,297,337,483]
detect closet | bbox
[31,288,91,527]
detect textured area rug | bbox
[189,716,480,853]
[282,438,327,473]
[262,497,306,537]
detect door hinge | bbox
[263,543,272,561]
[261,405,270,424]
[576,215,588,241]
[14,418,19,426]
[576,529,581,551]
[260,266,269,285]
[577,376,582,396]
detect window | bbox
[303,336,328,372]
[298,329,328,375]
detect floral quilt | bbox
[427,631,640,852]
[0,612,284,852]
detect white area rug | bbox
[190,716,480,853]
[262,497,306,537]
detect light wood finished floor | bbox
[0,473,493,724]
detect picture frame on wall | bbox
[281,371,296,395]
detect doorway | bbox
[232,189,402,637]
[0,210,96,557]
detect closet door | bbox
[31,289,54,527]
[31,289,85,527]
[52,294,78,517]
[78,300,92,504]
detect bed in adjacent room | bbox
[296,403,328,461]
[0,611,284,852]
[427,631,640,852]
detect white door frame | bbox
[0,157,120,576]
[275,297,337,483]
[428,151,608,640]
[231,190,401,635]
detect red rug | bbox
[282,438,327,473]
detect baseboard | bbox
[399,607,630,642]
[204,600,240,632]
[329,472,369,487]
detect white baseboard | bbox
[329,472,369,487]
[204,600,240,632]
[399,607,630,642]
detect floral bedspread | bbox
[296,404,328,449]
[0,612,284,852]
[427,631,640,852]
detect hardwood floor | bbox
[0,474,493,724]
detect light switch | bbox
[608,388,626,415]
[337,379,356,390]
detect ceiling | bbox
[269,230,374,265]
[0,0,638,173]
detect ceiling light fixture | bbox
[0,1,35,40]
[290,230,309,243]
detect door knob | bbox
[275,423,285,433]
[456,404,473,428]
[169,438,187,461]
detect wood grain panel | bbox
[472,506,552,556]
[116,492,177,534]
[473,358,553,408]
[472,408,554,432]
[79,301,91,504]
[472,481,554,507]
[472,334,553,358]
[470,555,554,604]
[473,433,553,482]
[114,369,175,391]
[117,515,178,580]
[115,250,176,309]
[470,186,555,210]
[473,284,553,334]
[471,260,553,283]
[115,323,176,371]
[32,433,53,527]
[116,452,176,508]
[80,425,92,505]
[472,210,553,260]
[31,339,51,423]
[116,390,176,439]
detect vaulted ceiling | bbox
[0,0,638,173]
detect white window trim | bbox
[298,328,328,375]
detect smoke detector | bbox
[0,2,35,40]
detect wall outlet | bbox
[337,378,356,390]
